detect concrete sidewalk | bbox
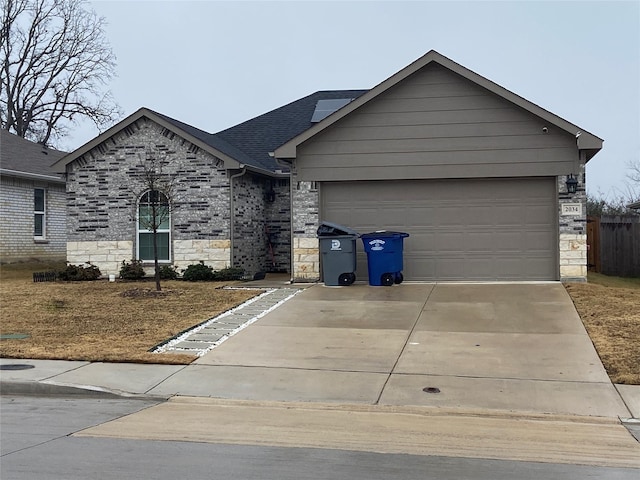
[1,282,638,421]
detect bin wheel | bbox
[381,273,395,286]
[394,273,404,284]
[339,273,355,286]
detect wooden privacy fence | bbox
[588,215,640,277]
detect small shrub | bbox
[159,264,179,280]
[211,267,244,281]
[119,259,146,280]
[57,263,101,281]
[182,261,215,281]
[181,263,245,282]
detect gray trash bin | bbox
[317,221,360,286]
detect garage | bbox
[275,51,602,283]
[321,177,558,281]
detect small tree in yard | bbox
[133,150,179,292]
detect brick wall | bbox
[65,117,232,274]
[265,178,291,273]
[0,176,66,262]
[232,173,291,277]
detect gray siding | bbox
[295,63,577,181]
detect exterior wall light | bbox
[565,174,578,194]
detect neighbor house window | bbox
[34,188,46,238]
[137,190,170,262]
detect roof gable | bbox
[51,108,245,173]
[274,50,603,161]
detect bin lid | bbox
[361,230,409,239]
[317,221,360,237]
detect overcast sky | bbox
[71,0,639,198]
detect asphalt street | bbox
[2,395,638,480]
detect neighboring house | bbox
[52,50,602,282]
[0,130,67,263]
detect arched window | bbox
[137,190,171,262]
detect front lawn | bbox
[565,273,640,385]
[0,262,259,364]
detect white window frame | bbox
[136,190,171,262]
[34,187,46,239]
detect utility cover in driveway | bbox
[321,177,557,281]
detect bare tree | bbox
[1,0,120,147]
[627,159,640,189]
[133,150,179,291]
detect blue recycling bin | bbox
[361,231,409,286]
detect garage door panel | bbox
[405,257,437,280]
[526,205,556,224]
[524,230,555,250]
[475,231,518,251]
[321,178,557,281]
[465,207,503,226]
[434,231,472,251]
[435,257,470,280]
[493,206,525,225]
[468,258,505,279]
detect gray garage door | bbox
[320,178,558,281]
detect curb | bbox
[0,381,168,401]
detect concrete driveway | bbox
[150,283,630,418]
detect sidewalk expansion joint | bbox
[152,287,302,357]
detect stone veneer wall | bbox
[65,117,231,276]
[67,240,132,275]
[291,178,320,281]
[558,164,588,282]
[173,239,231,272]
[0,176,66,262]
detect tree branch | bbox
[0,0,121,146]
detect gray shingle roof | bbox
[0,129,66,180]
[212,90,368,173]
[53,90,369,176]
[150,90,369,174]
[150,110,256,166]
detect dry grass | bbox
[0,261,260,364]
[565,273,640,385]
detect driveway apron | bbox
[150,283,631,418]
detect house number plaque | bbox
[561,203,582,216]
